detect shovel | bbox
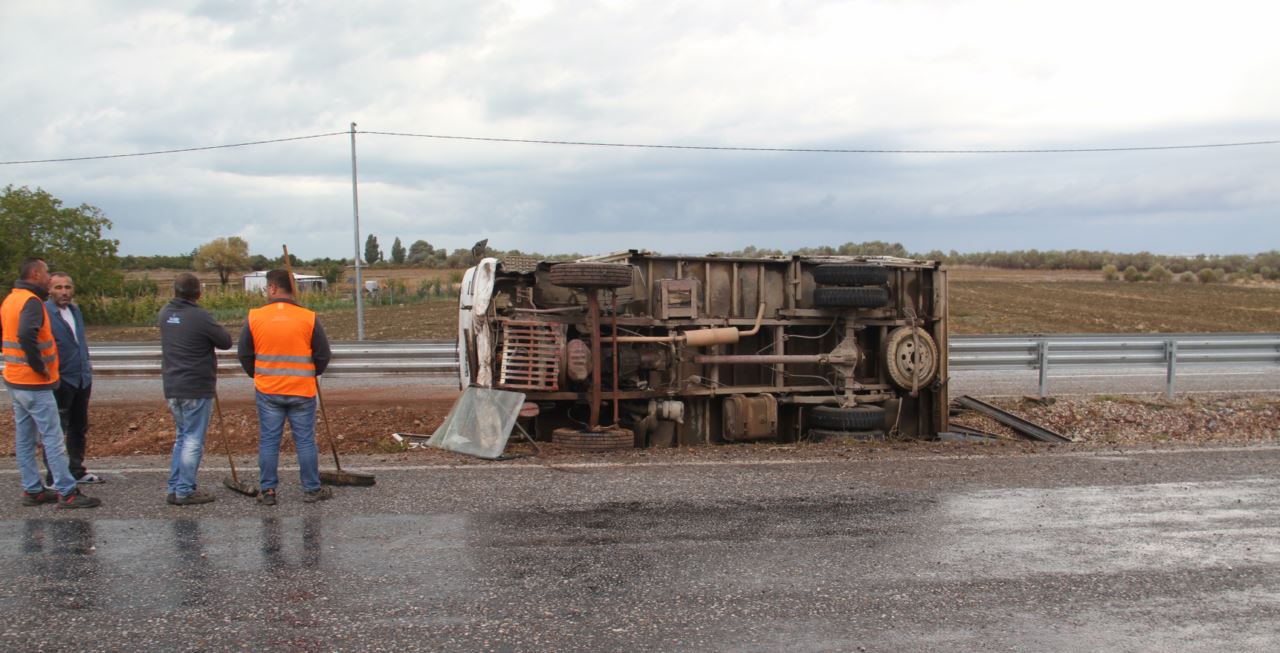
[215,394,258,497]
[316,381,376,486]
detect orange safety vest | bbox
[248,301,318,397]
[1,288,59,386]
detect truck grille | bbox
[497,320,564,391]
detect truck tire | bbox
[813,286,889,308]
[548,263,634,289]
[812,264,890,286]
[809,405,886,431]
[807,428,886,443]
[882,326,940,389]
[551,427,635,451]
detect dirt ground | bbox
[1,389,1275,461]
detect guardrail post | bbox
[1037,340,1049,398]
[1165,339,1177,400]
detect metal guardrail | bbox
[63,333,1280,397]
[950,333,1280,398]
[83,341,458,377]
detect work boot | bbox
[58,489,102,510]
[302,487,333,503]
[166,493,177,505]
[257,488,277,506]
[172,490,216,506]
[21,489,60,507]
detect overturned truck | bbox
[458,251,947,449]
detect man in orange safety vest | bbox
[237,269,333,506]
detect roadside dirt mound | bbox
[1,392,1276,459]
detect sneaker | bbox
[302,487,333,503]
[76,473,104,484]
[58,489,102,510]
[172,490,215,506]
[257,488,277,506]
[21,489,60,507]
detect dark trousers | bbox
[43,382,91,484]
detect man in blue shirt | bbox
[44,272,101,485]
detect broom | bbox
[215,394,258,497]
[282,245,375,487]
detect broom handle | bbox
[214,393,239,484]
[316,381,343,472]
[282,244,343,473]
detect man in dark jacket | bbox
[44,272,101,485]
[2,258,101,509]
[159,272,232,505]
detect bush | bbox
[1178,271,1196,283]
[1258,266,1274,280]
[1197,268,1221,283]
[1147,264,1173,283]
[1122,265,1143,282]
[1101,264,1119,281]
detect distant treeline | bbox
[712,242,1280,276]
[122,241,1280,277]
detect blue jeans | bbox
[167,398,212,497]
[256,391,320,492]
[10,388,76,495]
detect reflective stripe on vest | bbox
[1,289,60,386]
[248,301,317,397]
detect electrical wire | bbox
[0,131,348,165]
[359,130,1280,154]
[3,128,1278,166]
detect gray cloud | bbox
[2,0,1277,259]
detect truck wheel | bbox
[548,263,634,288]
[809,405,886,431]
[551,427,635,451]
[813,287,889,308]
[807,428,885,443]
[882,326,939,389]
[812,264,890,286]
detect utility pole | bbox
[349,121,365,340]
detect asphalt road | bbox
[1,445,1278,651]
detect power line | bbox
[2,129,1278,166]
[0,131,348,165]
[361,130,1280,154]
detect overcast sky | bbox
[2,0,1277,260]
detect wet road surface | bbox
[2,446,1279,651]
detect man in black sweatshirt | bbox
[158,272,232,505]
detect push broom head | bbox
[223,476,259,497]
[320,470,376,487]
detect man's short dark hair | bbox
[19,258,46,281]
[49,271,72,283]
[173,272,202,301]
[266,269,294,294]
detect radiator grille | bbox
[497,320,564,391]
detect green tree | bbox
[0,185,121,296]
[390,237,406,265]
[315,259,345,285]
[407,239,436,265]
[249,254,271,271]
[364,234,381,265]
[193,236,250,287]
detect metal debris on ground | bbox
[953,395,1072,443]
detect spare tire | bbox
[551,427,635,451]
[812,264,890,286]
[813,286,890,309]
[548,263,634,289]
[810,405,886,431]
[807,428,886,443]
